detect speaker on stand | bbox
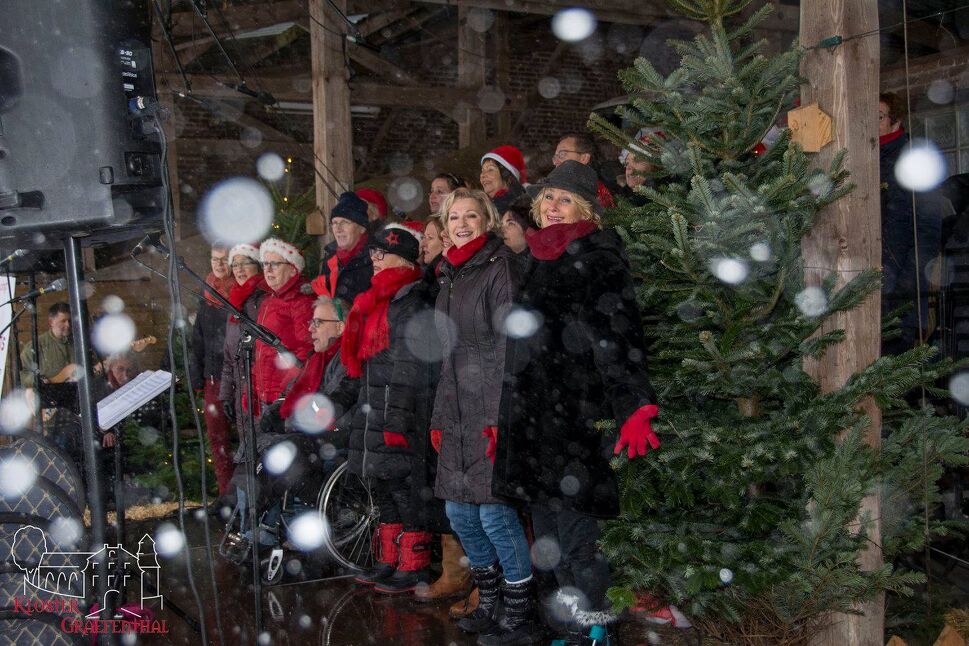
[0,1,165,634]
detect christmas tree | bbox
[589,0,969,642]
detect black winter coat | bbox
[319,240,374,306]
[492,228,656,518]
[190,298,229,385]
[220,286,268,439]
[431,234,520,504]
[339,281,441,489]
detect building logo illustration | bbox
[11,525,164,614]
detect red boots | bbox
[373,531,433,594]
[353,522,402,586]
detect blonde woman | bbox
[429,188,540,644]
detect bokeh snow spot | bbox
[93,314,136,356]
[199,177,274,246]
[552,8,596,42]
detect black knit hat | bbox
[369,223,422,264]
[330,191,370,228]
[527,159,604,215]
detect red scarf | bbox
[341,266,422,378]
[445,234,488,268]
[228,274,265,321]
[879,127,905,146]
[336,233,369,265]
[204,271,233,306]
[279,340,340,419]
[526,221,598,260]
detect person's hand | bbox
[222,400,236,422]
[430,429,442,453]
[383,431,409,449]
[102,432,115,448]
[50,363,81,384]
[92,361,103,376]
[482,426,497,463]
[614,404,660,459]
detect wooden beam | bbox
[800,2,883,645]
[358,7,422,37]
[156,73,524,111]
[169,0,307,38]
[418,0,797,31]
[348,44,420,84]
[156,73,311,103]
[368,7,447,45]
[457,5,486,149]
[310,0,354,238]
[173,137,306,157]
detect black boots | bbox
[476,577,543,646]
[457,563,502,634]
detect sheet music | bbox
[97,370,172,430]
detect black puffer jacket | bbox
[318,240,374,306]
[341,280,440,482]
[190,298,229,386]
[431,234,520,504]
[492,228,656,518]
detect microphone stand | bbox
[137,238,303,636]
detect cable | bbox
[807,3,969,50]
[154,116,226,646]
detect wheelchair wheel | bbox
[317,462,379,572]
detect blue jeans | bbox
[445,500,532,582]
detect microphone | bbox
[132,232,168,258]
[0,249,27,267]
[3,278,67,305]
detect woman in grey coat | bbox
[430,188,541,645]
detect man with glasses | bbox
[312,191,374,307]
[190,244,235,495]
[552,133,614,208]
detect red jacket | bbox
[253,273,315,404]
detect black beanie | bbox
[369,223,422,264]
[331,191,370,228]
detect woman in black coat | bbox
[494,161,660,643]
[430,188,540,645]
[335,223,442,595]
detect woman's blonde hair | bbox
[530,188,601,228]
[439,188,500,233]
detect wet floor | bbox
[140,511,480,645]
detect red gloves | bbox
[482,426,498,463]
[614,405,660,459]
[383,431,409,449]
[430,429,442,453]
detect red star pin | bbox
[385,231,400,246]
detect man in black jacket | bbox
[313,192,374,306]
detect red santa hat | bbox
[481,145,527,184]
[354,188,388,219]
[228,242,260,265]
[259,237,305,273]
[400,220,425,240]
[620,127,665,165]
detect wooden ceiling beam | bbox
[357,8,422,37]
[415,0,797,32]
[348,44,420,84]
[157,73,526,111]
[169,0,308,38]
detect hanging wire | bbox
[897,0,937,618]
[805,2,969,50]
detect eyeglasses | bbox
[210,257,228,264]
[552,149,580,161]
[263,261,289,270]
[230,261,257,269]
[309,318,342,328]
[369,248,387,261]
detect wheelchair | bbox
[218,435,379,583]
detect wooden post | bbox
[457,5,486,150]
[800,3,883,645]
[309,0,353,240]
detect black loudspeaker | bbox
[0,0,163,239]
